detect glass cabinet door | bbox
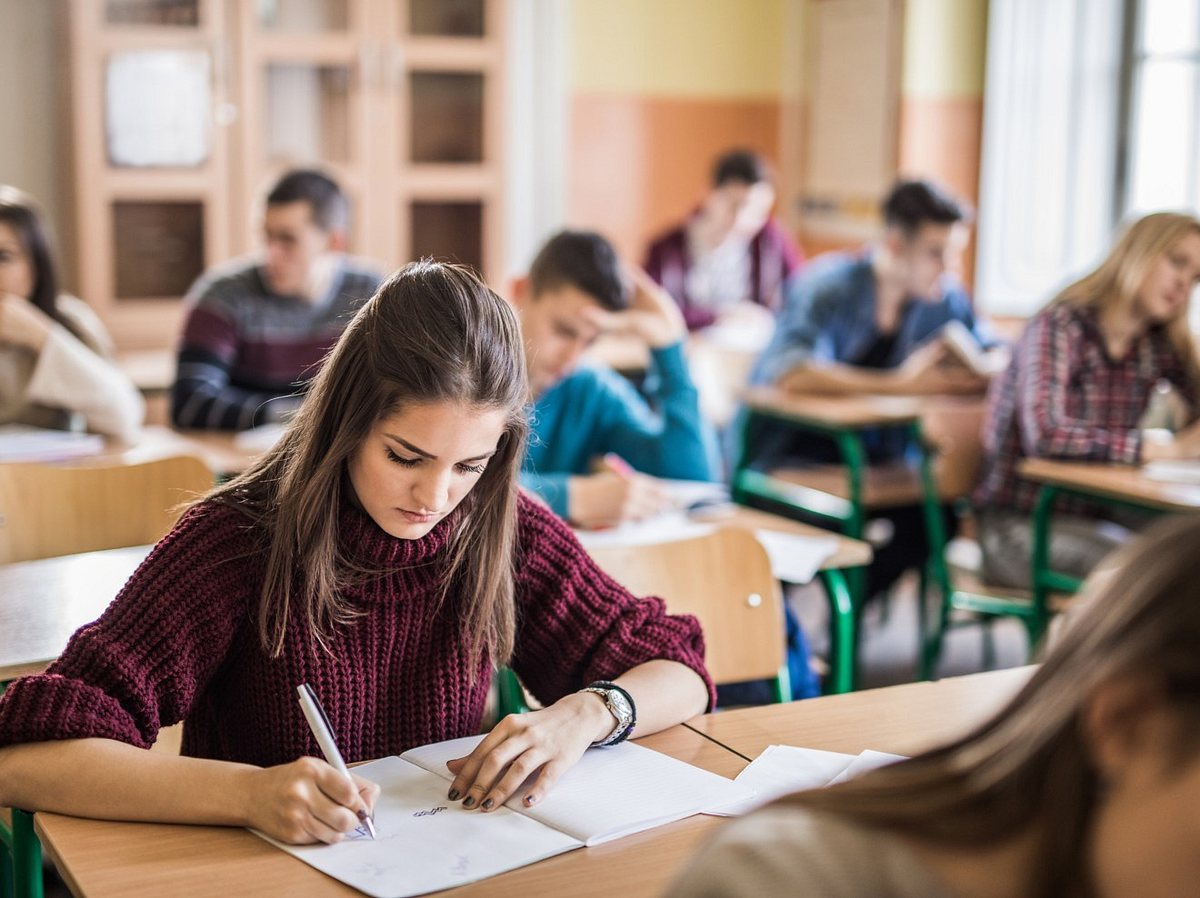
[408,0,484,37]
[104,0,200,26]
[408,71,484,164]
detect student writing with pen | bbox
[515,230,720,529]
[0,263,713,845]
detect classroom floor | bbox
[790,570,1029,690]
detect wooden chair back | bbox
[0,455,213,564]
[586,528,786,686]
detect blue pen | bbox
[297,683,377,839]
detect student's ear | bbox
[326,230,348,253]
[881,226,906,258]
[1082,675,1171,783]
[510,275,531,308]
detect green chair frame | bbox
[0,680,42,898]
[731,407,932,692]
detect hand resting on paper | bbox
[445,691,615,813]
[247,755,380,845]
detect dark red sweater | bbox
[0,495,713,767]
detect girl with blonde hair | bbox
[669,513,1200,898]
[973,211,1200,588]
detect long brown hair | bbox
[1050,211,1200,386]
[0,185,90,346]
[207,261,529,667]
[782,515,1200,898]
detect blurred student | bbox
[644,149,802,331]
[0,186,143,441]
[172,169,382,430]
[974,211,1200,588]
[742,178,1002,601]
[514,230,718,529]
[668,513,1200,898]
[0,262,711,844]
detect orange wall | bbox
[568,97,781,260]
[567,0,789,261]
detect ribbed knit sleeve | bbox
[0,502,257,751]
[509,494,715,710]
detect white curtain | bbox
[975,0,1124,316]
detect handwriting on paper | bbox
[413,806,448,818]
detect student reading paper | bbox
[0,262,713,845]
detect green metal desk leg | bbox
[1030,484,1059,647]
[819,568,858,694]
[11,812,40,898]
[832,431,868,604]
[2,841,12,898]
[914,421,952,680]
[769,664,793,705]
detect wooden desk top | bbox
[0,545,151,681]
[688,666,1035,760]
[742,387,925,430]
[1019,458,1200,512]
[90,426,260,478]
[35,724,741,898]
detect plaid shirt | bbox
[973,302,1196,514]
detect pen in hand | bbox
[297,683,377,839]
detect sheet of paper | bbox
[752,530,839,584]
[1142,460,1200,484]
[233,422,287,452]
[402,735,753,846]
[826,749,907,785]
[0,425,104,462]
[710,744,857,817]
[256,757,580,898]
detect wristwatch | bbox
[579,681,637,747]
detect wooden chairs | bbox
[0,454,213,565]
[587,528,791,701]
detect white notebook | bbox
[256,734,752,898]
[0,425,104,462]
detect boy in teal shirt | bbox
[514,230,718,528]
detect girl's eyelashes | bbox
[385,446,486,475]
[385,447,421,467]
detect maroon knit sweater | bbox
[0,495,713,767]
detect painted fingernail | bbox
[523,794,538,807]
[463,796,476,809]
[448,788,460,801]
[481,798,494,811]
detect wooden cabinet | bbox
[67,0,506,351]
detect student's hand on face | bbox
[0,293,53,352]
[445,691,617,812]
[607,266,686,349]
[246,756,379,845]
[567,470,672,529]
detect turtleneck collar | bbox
[337,498,461,567]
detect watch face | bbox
[608,689,632,722]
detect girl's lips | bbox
[398,509,438,523]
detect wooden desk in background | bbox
[33,668,1031,898]
[1018,458,1200,610]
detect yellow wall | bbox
[903,0,988,97]
[571,0,787,98]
